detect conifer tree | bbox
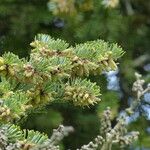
[0,34,149,150]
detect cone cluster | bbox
[64,85,100,107]
[0,105,11,122]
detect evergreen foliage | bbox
[0,34,149,150]
[0,0,150,149]
[0,34,123,123]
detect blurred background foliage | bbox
[0,0,150,149]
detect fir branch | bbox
[25,130,48,145]
[31,34,69,51]
[74,40,124,61]
[64,78,101,107]
[0,124,73,150]
[0,34,126,150]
